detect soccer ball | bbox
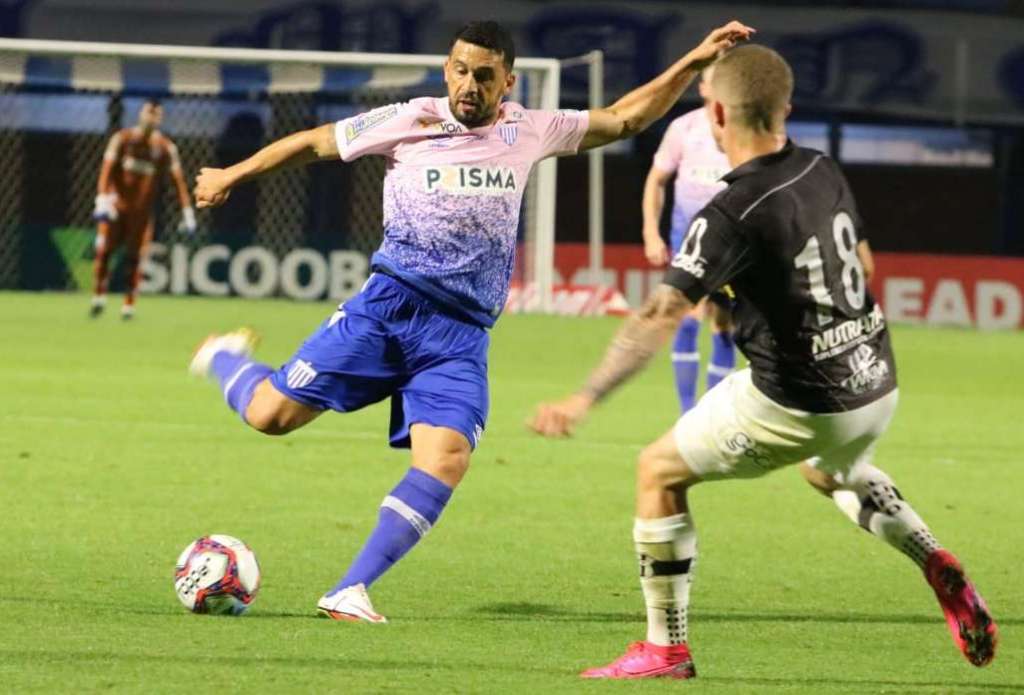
[174,534,260,615]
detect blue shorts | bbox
[269,274,490,450]
[669,209,691,254]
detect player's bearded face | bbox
[445,41,515,128]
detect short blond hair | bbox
[710,44,793,133]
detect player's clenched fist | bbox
[194,167,233,208]
[527,393,594,438]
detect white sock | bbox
[91,295,107,307]
[634,513,697,647]
[832,464,941,568]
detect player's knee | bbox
[636,444,677,492]
[244,399,301,436]
[419,447,470,487]
[244,408,291,435]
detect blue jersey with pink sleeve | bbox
[335,97,589,326]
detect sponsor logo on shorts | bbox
[724,431,774,471]
[811,304,886,360]
[345,105,399,144]
[840,344,890,394]
[424,166,517,195]
[286,359,318,390]
[472,424,484,448]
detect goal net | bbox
[0,39,560,308]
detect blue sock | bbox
[210,351,273,423]
[329,467,453,594]
[672,318,700,413]
[706,330,736,392]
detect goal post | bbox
[0,38,561,310]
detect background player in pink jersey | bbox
[91,99,196,320]
[188,19,754,623]
[641,67,735,414]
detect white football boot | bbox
[189,328,260,377]
[317,583,388,623]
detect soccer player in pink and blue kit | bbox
[641,69,735,413]
[190,19,755,622]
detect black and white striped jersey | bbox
[663,140,896,413]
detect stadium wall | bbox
[14,229,1024,329]
[549,243,1024,330]
[5,0,1024,123]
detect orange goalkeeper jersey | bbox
[101,127,182,213]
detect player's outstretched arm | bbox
[579,20,754,152]
[528,285,693,437]
[194,123,338,209]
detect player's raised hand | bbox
[527,393,593,438]
[688,20,756,69]
[194,167,233,209]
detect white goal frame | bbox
[0,38,562,310]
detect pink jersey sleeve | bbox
[652,117,686,174]
[334,103,414,162]
[530,109,589,160]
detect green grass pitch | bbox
[1,292,1021,694]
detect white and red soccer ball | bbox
[174,535,260,615]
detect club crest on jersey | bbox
[345,105,399,143]
[424,166,517,195]
[498,124,518,146]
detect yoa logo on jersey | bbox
[417,118,467,137]
[840,344,890,395]
[424,166,517,195]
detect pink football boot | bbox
[924,550,998,666]
[581,641,696,680]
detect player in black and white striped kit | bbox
[531,43,997,679]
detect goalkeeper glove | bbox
[93,193,119,222]
[178,206,197,234]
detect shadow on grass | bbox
[703,675,1022,692]
[0,649,565,675]
[471,601,1024,627]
